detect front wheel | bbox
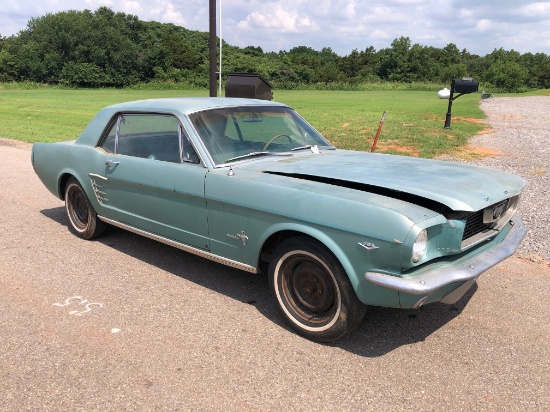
[65,177,107,240]
[268,237,366,342]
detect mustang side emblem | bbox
[227,231,249,246]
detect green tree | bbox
[441,43,461,65]
[4,7,549,91]
[484,60,528,91]
[520,52,550,89]
[10,7,142,86]
[60,62,106,87]
[0,34,16,81]
[378,37,413,82]
[339,49,361,79]
[243,46,264,57]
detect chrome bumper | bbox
[364,215,526,296]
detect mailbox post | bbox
[442,77,479,129]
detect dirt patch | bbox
[477,128,493,135]
[445,145,505,161]
[341,122,350,128]
[456,117,485,123]
[518,254,550,269]
[378,144,420,156]
[464,145,504,156]
[530,168,546,176]
[0,138,32,149]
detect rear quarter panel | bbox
[32,141,100,201]
[32,141,76,199]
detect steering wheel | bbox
[262,134,293,151]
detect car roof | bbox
[105,97,287,115]
[75,97,289,147]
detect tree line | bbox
[1,7,549,92]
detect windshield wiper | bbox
[291,144,335,152]
[291,145,316,152]
[224,152,273,163]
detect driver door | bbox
[91,113,210,250]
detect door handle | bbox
[105,160,120,166]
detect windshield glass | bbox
[188,106,333,165]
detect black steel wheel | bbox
[269,237,366,342]
[65,177,107,240]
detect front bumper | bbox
[364,215,526,303]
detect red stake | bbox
[370,111,386,153]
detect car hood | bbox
[241,150,525,212]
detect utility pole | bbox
[209,0,217,97]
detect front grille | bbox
[449,195,519,249]
[454,210,492,241]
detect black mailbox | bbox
[454,79,479,94]
[443,76,479,129]
[225,73,273,100]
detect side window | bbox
[101,114,184,163]
[181,126,200,164]
[101,121,117,153]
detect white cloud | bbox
[123,1,143,14]
[476,19,493,32]
[371,29,391,40]
[361,7,410,24]
[313,0,357,20]
[84,0,114,7]
[520,2,550,17]
[459,9,474,18]
[237,7,317,33]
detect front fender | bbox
[255,222,405,307]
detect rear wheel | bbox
[65,177,107,240]
[269,237,366,342]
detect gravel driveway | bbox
[469,96,550,263]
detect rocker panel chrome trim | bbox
[97,216,258,274]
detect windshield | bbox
[189,106,333,165]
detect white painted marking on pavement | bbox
[53,296,103,316]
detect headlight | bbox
[412,229,428,262]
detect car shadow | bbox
[333,285,477,356]
[41,206,478,357]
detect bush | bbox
[60,62,107,87]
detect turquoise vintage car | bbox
[32,97,527,342]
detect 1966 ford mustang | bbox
[32,97,527,342]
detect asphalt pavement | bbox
[0,140,548,411]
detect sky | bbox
[2,0,550,56]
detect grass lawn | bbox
[0,85,547,158]
[276,89,484,157]
[0,88,207,144]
